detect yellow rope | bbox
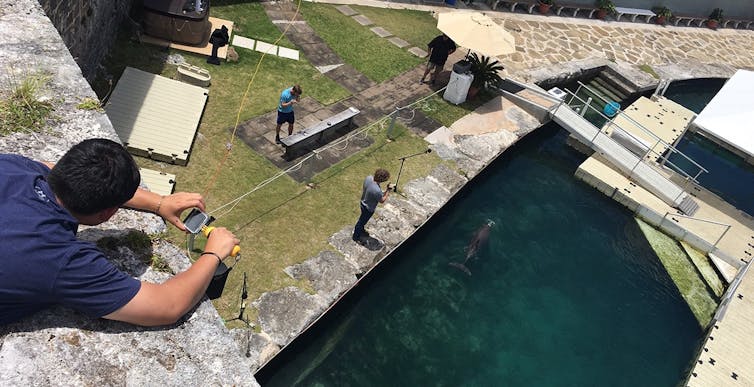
[202,0,304,199]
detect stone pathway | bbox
[236,1,457,182]
[336,4,428,58]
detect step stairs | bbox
[598,70,637,98]
[592,77,626,101]
[678,195,700,216]
[586,79,621,107]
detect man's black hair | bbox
[48,138,141,215]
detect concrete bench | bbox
[722,19,753,29]
[672,14,705,27]
[487,0,537,13]
[614,7,655,23]
[281,107,360,160]
[553,3,599,18]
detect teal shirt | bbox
[278,88,295,113]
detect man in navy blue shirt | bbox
[0,139,239,326]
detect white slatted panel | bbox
[139,168,176,196]
[106,67,208,165]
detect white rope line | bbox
[208,114,390,219]
[207,83,451,221]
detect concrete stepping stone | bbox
[388,36,410,48]
[336,5,358,16]
[278,46,300,61]
[315,63,343,74]
[370,26,393,38]
[231,35,256,50]
[352,15,374,26]
[255,41,277,55]
[271,20,306,24]
[408,46,428,58]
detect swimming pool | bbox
[257,124,703,386]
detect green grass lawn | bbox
[352,5,441,49]
[299,2,424,83]
[95,2,474,324]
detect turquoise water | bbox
[258,125,702,386]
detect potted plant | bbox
[595,0,615,20]
[707,8,723,29]
[652,6,672,25]
[467,53,504,99]
[538,0,554,14]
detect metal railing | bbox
[652,79,672,98]
[660,211,732,248]
[561,83,707,185]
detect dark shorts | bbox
[277,110,295,125]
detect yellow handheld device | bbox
[183,208,241,257]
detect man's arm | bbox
[379,186,391,203]
[125,189,205,231]
[104,227,239,326]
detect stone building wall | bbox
[37,0,134,82]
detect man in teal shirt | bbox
[275,84,302,144]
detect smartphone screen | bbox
[183,208,209,234]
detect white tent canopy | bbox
[693,69,754,158]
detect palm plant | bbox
[468,53,504,90]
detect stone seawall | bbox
[0,1,259,385]
[38,0,133,82]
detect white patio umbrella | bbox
[436,12,516,57]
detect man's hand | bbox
[157,193,206,232]
[204,227,240,259]
[125,189,205,232]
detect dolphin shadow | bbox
[357,236,384,251]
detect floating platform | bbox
[105,67,208,166]
[140,168,176,196]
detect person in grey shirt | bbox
[353,168,391,242]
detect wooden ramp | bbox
[552,106,692,209]
[105,67,208,166]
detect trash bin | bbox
[444,71,473,105]
[453,59,471,74]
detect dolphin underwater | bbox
[449,220,495,276]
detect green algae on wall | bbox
[680,241,725,298]
[635,218,717,328]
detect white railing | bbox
[660,211,732,248]
[563,83,707,185]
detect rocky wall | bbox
[37,0,133,82]
[0,1,259,385]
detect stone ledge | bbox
[0,1,260,385]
